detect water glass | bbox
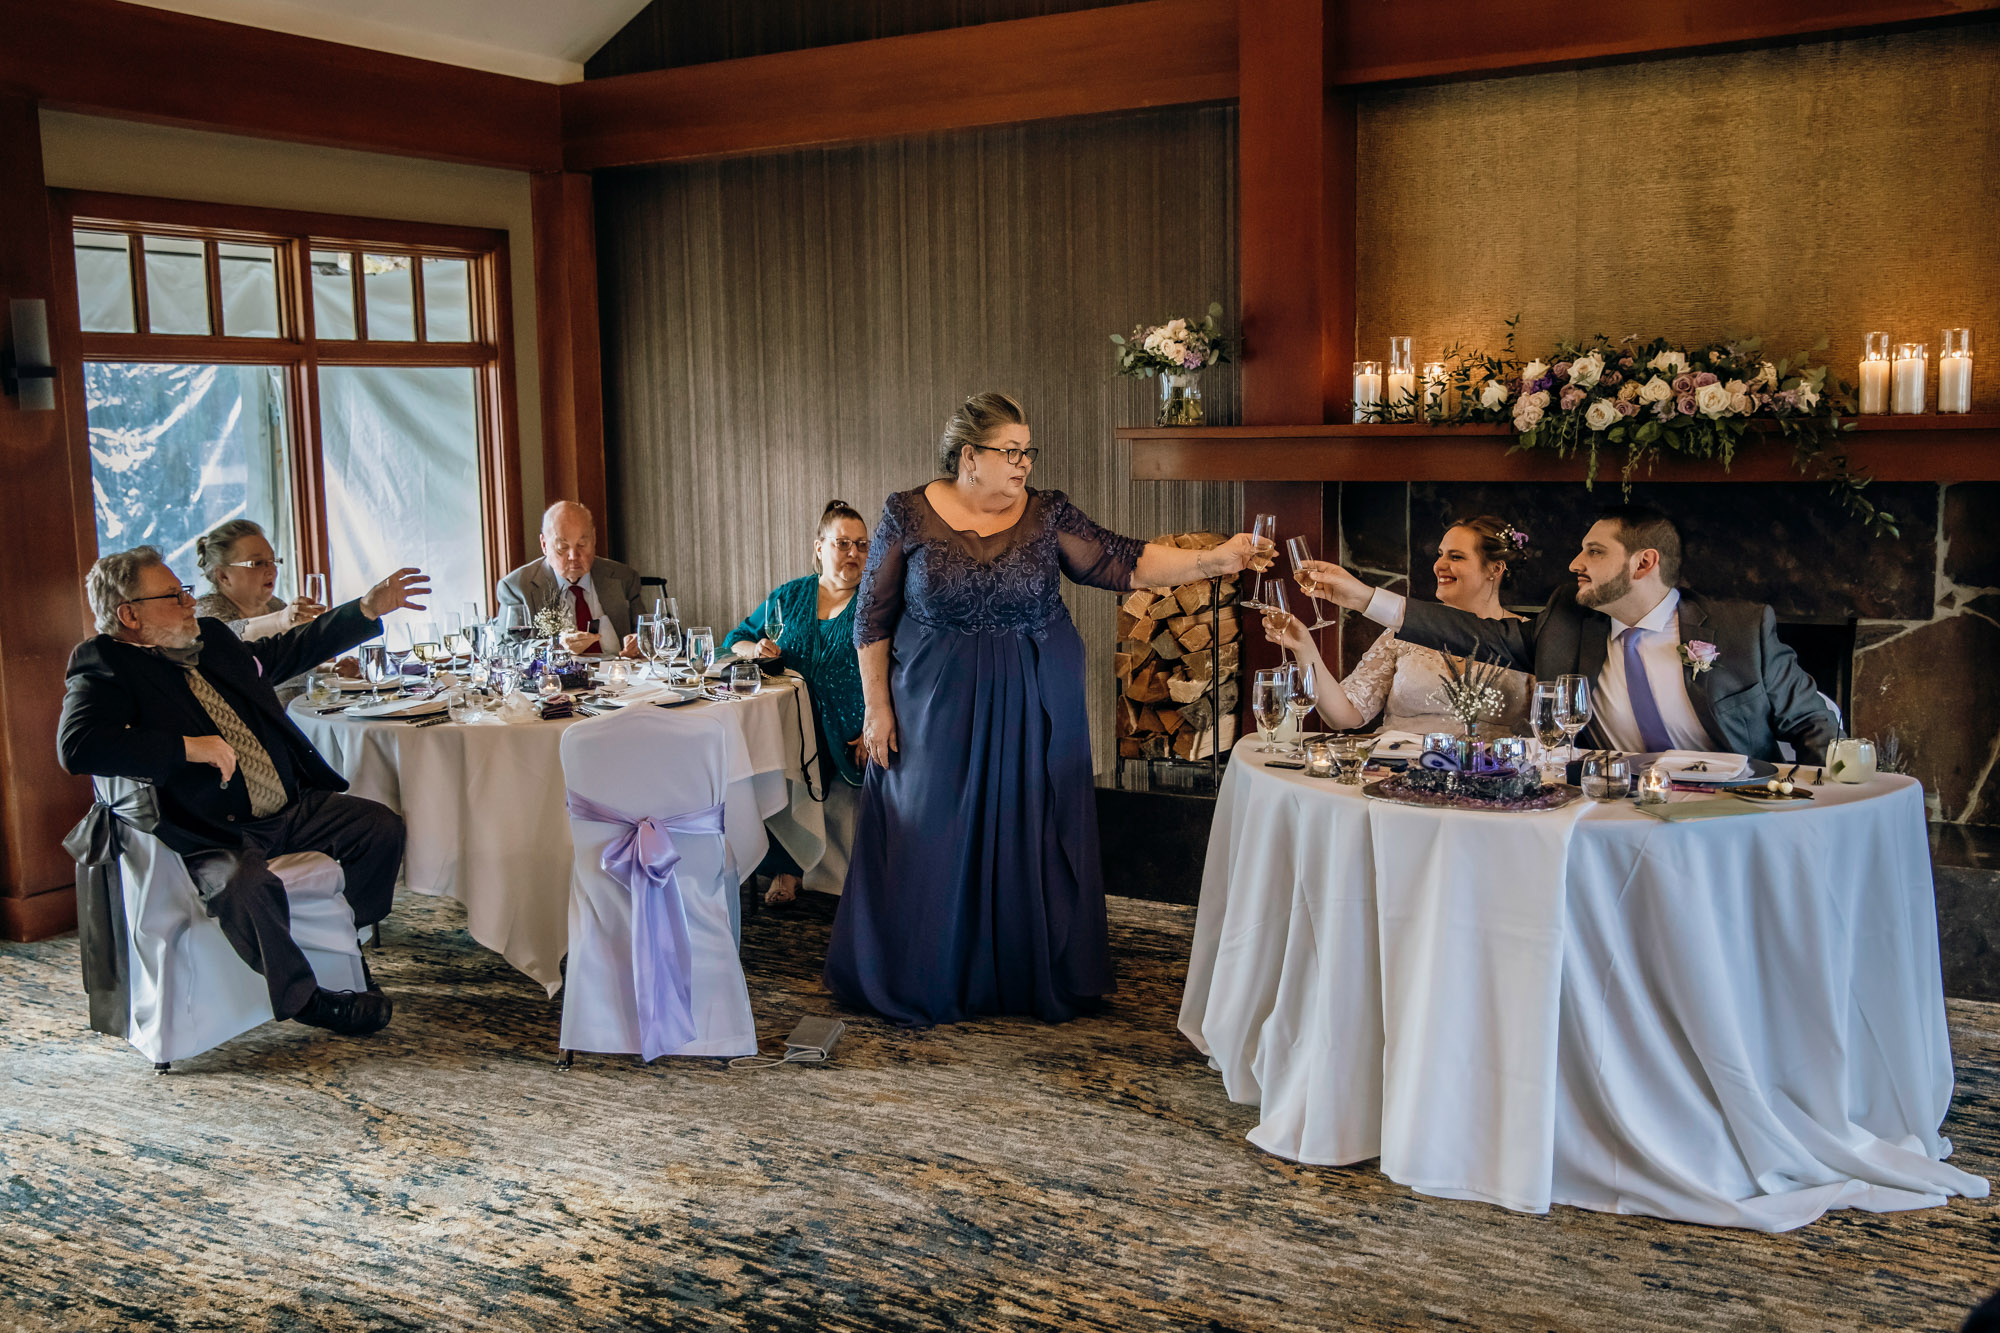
[1554,674,1591,764]
[634,613,661,678]
[724,658,763,699]
[1285,660,1317,754]
[360,644,394,698]
[1827,737,1878,783]
[1251,668,1287,753]
[686,626,716,679]
[1331,737,1372,785]
[1580,753,1629,800]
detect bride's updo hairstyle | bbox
[1451,514,1533,586]
[938,391,1028,478]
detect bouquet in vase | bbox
[1428,650,1510,735]
[1112,302,1235,426]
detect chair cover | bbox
[90,777,367,1064]
[557,708,756,1059]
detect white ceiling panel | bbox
[119,0,653,83]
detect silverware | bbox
[408,714,450,728]
[1813,765,1825,785]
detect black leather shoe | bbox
[292,987,393,1036]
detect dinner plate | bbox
[1724,785,1815,808]
[1631,754,1777,786]
[1360,778,1584,812]
[331,677,377,691]
[345,696,448,720]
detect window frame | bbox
[50,190,525,613]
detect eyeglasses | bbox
[125,585,195,607]
[970,444,1039,466]
[224,557,283,571]
[822,539,867,553]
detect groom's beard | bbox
[1576,568,1633,610]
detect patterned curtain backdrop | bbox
[595,106,1241,772]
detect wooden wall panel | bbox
[1353,23,2000,412]
[596,106,1241,770]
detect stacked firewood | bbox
[1114,532,1241,762]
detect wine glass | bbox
[360,643,394,700]
[1246,513,1278,608]
[1528,682,1566,782]
[1286,535,1338,631]
[1554,673,1592,766]
[1251,667,1288,754]
[304,572,328,607]
[1285,661,1317,756]
[441,610,464,664]
[655,618,683,682]
[409,620,441,682]
[497,604,531,643]
[765,598,787,655]
[634,614,661,678]
[686,626,716,683]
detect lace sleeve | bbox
[1048,491,1145,592]
[853,495,908,650]
[1339,629,1402,726]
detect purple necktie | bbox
[1621,628,1674,753]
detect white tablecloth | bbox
[1179,752,1989,1230]
[294,678,825,994]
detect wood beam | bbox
[0,92,91,940]
[560,0,1240,171]
[1328,0,2000,88]
[0,0,560,171]
[532,172,608,529]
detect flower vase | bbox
[1158,371,1204,427]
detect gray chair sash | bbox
[60,781,164,1039]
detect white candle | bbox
[1352,369,1382,422]
[1386,370,1415,409]
[1891,354,1927,414]
[1940,355,1972,413]
[1858,360,1890,414]
[1421,362,1447,412]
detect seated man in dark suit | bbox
[1299,504,1835,763]
[58,545,431,1036]
[496,500,647,657]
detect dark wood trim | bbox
[560,0,1240,170]
[1121,418,2000,482]
[0,0,560,171]
[0,887,79,944]
[531,171,608,526]
[482,237,528,601]
[1327,0,2000,89]
[65,192,508,257]
[0,92,94,934]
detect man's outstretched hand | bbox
[360,568,432,620]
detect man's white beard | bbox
[1576,569,1633,610]
[144,623,201,650]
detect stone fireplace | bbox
[1334,479,1998,825]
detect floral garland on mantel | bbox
[1360,317,1898,536]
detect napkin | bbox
[1654,751,1751,781]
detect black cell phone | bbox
[1266,759,1307,770]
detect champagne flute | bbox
[1251,667,1288,754]
[1554,673,1592,766]
[304,572,328,607]
[1286,535,1338,631]
[1265,582,1294,662]
[765,598,786,655]
[1246,513,1278,608]
[1285,661,1317,756]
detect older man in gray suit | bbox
[1298,504,1835,764]
[497,501,648,657]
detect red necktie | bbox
[570,583,590,632]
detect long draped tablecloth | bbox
[1179,751,1988,1230]
[294,677,825,994]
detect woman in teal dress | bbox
[725,500,870,904]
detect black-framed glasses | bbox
[125,585,195,607]
[822,538,867,553]
[970,444,1039,466]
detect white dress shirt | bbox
[1360,586,1717,752]
[551,561,611,646]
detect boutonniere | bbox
[1678,640,1719,675]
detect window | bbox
[56,193,522,623]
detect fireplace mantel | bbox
[1121,414,2000,483]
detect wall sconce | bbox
[3,299,56,412]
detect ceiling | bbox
[118,0,654,83]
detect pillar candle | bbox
[1891,352,1927,414]
[1939,355,1972,413]
[1386,371,1415,409]
[1858,359,1890,414]
[1352,364,1382,423]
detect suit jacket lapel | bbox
[1676,593,1725,743]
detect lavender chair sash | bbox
[564,790,727,1061]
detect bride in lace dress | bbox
[1266,515,1536,735]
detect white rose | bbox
[1522,359,1548,383]
[1648,349,1688,375]
[1584,398,1620,431]
[1618,381,1641,402]
[1479,381,1510,409]
[1568,352,1604,389]
[1724,379,1747,396]
[1728,392,1754,415]
[1695,382,1732,417]
[1639,375,1674,403]
[1530,389,1552,409]
[1796,380,1820,409]
[1513,403,1544,431]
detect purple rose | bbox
[1552,360,1572,381]
[1671,373,1695,395]
[1693,371,1719,388]
[1676,393,1698,416]
[1603,370,1623,386]
[1777,388,1799,408]
[1560,386,1585,410]
[1614,398,1640,417]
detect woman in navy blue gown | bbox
[825,392,1269,1026]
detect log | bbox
[1121,590,1159,618]
[1150,631,1185,663]
[1114,650,1133,680]
[1119,696,1141,733]
[1177,622,1212,653]
[1182,648,1212,680]
[1157,706,1182,734]
[1128,668,1171,704]
[1216,641,1241,675]
[1217,616,1240,645]
[1119,737,1141,758]
[1176,581,1212,615]
[1167,674,1211,705]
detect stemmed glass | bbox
[1251,667,1288,754]
[1285,661,1317,756]
[409,619,443,683]
[1245,513,1278,609]
[1264,582,1294,661]
[634,614,661,679]
[655,617,683,682]
[1529,681,1566,773]
[685,626,716,690]
[359,643,394,701]
[1286,536,1339,631]
[1554,673,1592,766]
[765,598,787,656]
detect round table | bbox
[294,677,826,993]
[1178,750,1989,1231]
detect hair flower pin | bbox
[1499,525,1530,551]
[1679,640,1719,675]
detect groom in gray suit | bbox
[497,501,647,656]
[1301,504,1834,763]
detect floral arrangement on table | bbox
[1111,302,1236,426]
[1427,650,1511,735]
[1360,317,1897,536]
